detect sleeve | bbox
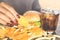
[32,0,41,12]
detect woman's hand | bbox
[0,2,20,27]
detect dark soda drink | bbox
[40,13,59,32]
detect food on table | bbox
[0,2,59,40]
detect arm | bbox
[32,0,41,12]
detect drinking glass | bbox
[40,10,59,36]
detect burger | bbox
[23,11,41,28]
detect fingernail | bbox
[12,19,18,26]
[13,23,18,26]
[10,20,14,23]
[17,14,20,18]
[14,20,18,26]
[7,23,13,27]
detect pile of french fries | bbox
[0,16,44,40]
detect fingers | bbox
[0,5,17,25]
[0,19,13,27]
[0,12,11,23]
[0,2,20,26]
[0,2,20,19]
[0,12,14,27]
[0,18,7,25]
